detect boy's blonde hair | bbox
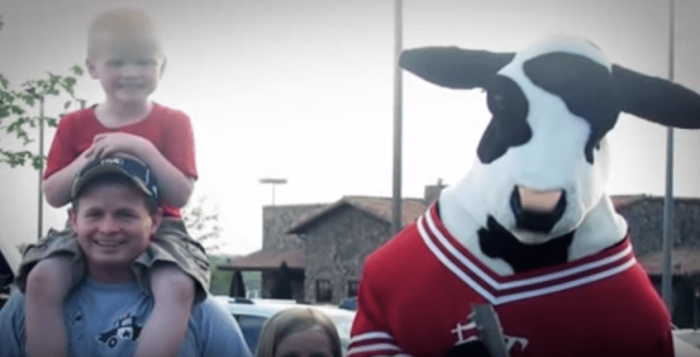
[255,308,342,357]
[87,8,162,59]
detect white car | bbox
[212,296,355,355]
[673,326,700,356]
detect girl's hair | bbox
[255,308,342,357]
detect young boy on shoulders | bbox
[16,8,208,357]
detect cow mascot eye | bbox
[478,76,531,164]
[487,90,507,114]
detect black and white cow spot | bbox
[477,75,531,164]
[523,52,620,163]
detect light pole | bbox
[661,0,675,312]
[259,178,287,206]
[391,0,404,235]
[25,86,44,239]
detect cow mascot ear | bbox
[613,65,700,128]
[400,46,700,129]
[399,47,515,89]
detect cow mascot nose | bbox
[511,186,566,233]
[347,36,700,357]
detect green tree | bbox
[183,195,224,254]
[0,66,85,170]
[208,255,234,296]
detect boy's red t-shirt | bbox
[45,103,197,218]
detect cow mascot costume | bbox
[348,36,700,357]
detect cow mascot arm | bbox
[348,36,700,357]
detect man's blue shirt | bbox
[0,279,252,357]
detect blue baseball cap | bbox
[70,157,160,203]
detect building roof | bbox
[610,194,700,210]
[610,194,648,209]
[638,247,700,276]
[261,203,327,251]
[285,194,691,235]
[218,249,304,271]
[287,196,429,234]
[284,194,688,235]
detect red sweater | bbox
[349,204,673,357]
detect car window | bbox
[234,314,268,354]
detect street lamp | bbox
[259,178,287,206]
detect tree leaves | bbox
[0,65,85,170]
[70,65,84,77]
[0,74,9,90]
[0,148,33,168]
[182,196,224,255]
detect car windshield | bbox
[234,314,268,355]
[326,314,353,337]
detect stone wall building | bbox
[614,195,700,328]
[287,196,429,304]
[219,204,325,301]
[218,181,444,304]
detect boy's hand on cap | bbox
[110,152,144,164]
[82,143,98,161]
[84,149,142,164]
[89,132,151,162]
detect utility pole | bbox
[661,0,675,312]
[391,0,404,235]
[38,95,44,239]
[25,85,44,239]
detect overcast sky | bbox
[2,0,700,260]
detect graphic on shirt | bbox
[503,334,529,353]
[451,318,478,345]
[450,314,528,353]
[97,313,143,348]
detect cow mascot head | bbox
[401,36,700,274]
[347,36,700,357]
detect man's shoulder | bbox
[0,290,26,356]
[0,290,25,312]
[189,296,239,330]
[188,297,253,356]
[0,290,26,327]
[192,297,232,320]
[194,297,222,310]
